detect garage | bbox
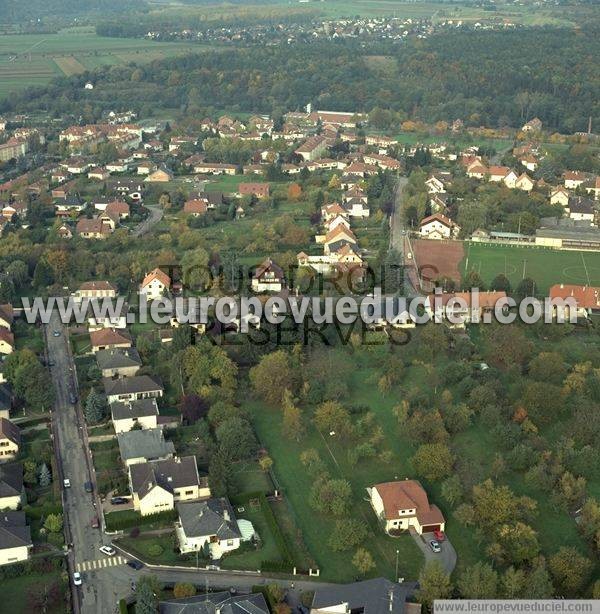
[422,524,441,533]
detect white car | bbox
[429,540,441,553]
[73,572,82,586]
[63,478,71,488]
[99,545,116,556]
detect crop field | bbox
[0,28,209,99]
[462,242,600,294]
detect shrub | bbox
[148,543,164,557]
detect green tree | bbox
[136,575,160,614]
[352,548,375,575]
[84,388,106,424]
[309,475,352,516]
[281,389,304,441]
[38,463,51,487]
[208,450,234,497]
[249,350,295,405]
[44,513,63,533]
[416,561,453,609]
[548,547,593,597]
[313,400,353,438]
[458,562,498,599]
[173,583,196,599]
[328,519,368,552]
[411,443,454,480]
[215,417,258,461]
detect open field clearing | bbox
[53,55,86,76]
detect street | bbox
[132,204,163,237]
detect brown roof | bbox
[238,183,270,197]
[90,328,132,348]
[76,218,111,235]
[78,281,116,292]
[0,419,20,445]
[374,480,445,526]
[419,213,455,228]
[324,225,357,244]
[141,268,171,290]
[105,200,130,216]
[0,328,14,349]
[183,199,208,215]
[549,284,600,309]
[428,291,507,309]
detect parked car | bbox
[84,481,93,493]
[110,496,128,505]
[90,516,99,529]
[73,572,82,586]
[433,529,445,542]
[429,540,441,553]
[52,330,61,337]
[127,559,144,570]
[69,392,78,405]
[63,478,71,488]
[99,545,116,556]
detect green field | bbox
[0,28,209,99]
[463,243,600,295]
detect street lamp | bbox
[395,549,399,582]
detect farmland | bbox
[462,242,600,295]
[0,28,210,99]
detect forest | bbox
[1,27,599,133]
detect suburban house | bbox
[238,183,270,199]
[0,419,20,462]
[0,463,24,510]
[90,328,132,353]
[0,511,32,566]
[117,428,175,467]
[96,347,142,378]
[111,398,159,433]
[105,199,130,220]
[183,199,208,217]
[424,291,507,326]
[103,374,163,403]
[140,268,171,300]
[159,591,269,614]
[72,281,117,301]
[86,299,128,330]
[76,217,112,239]
[550,186,570,207]
[0,384,12,419]
[566,197,595,223]
[515,173,535,192]
[129,456,209,516]
[522,117,542,132]
[251,258,285,293]
[311,578,415,614]
[564,171,587,190]
[0,329,14,355]
[369,480,445,535]
[295,135,329,162]
[549,284,600,320]
[343,197,370,218]
[145,167,174,183]
[419,213,460,240]
[191,163,237,175]
[175,498,242,558]
[0,305,13,332]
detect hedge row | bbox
[104,508,178,531]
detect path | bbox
[132,205,163,237]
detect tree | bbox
[529,352,567,384]
[441,475,464,506]
[523,561,554,598]
[411,443,454,480]
[136,576,160,614]
[287,183,302,200]
[491,522,540,565]
[32,258,54,288]
[352,548,375,575]
[44,513,63,533]
[416,561,453,608]
[215,417,258,461]
[173,583,196,599]
[458,562,498,599]
[208,449,234,497]
[548,547,593,597]
[313,400,353,438]
[515,277,537,300]
[309,475,352,516]
[84,388,106,424]
[501,566,526,598]
[259,456,273,472]
[179,394,209,425]
[463,269,485,291]
[282,389,304,441]
[490,273,511,293]
[249,350,296,405]
[38,463,51,487]
[328,519,368,552]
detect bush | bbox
[148,544,164,557]
[130,527,140,538]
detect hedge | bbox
[104,508,178,531]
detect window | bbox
[227,540,234,547]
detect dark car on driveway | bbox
[110,496,128,505]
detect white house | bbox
[110,398,159,434]
[419,213,460,240]
[0,512,32,566]
[0,464,24,511]
[140,268,171,300]
[251,258,285,293]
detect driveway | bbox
[409,528,457,574]
[132,204,163,237]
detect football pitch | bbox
[462,242,600,294]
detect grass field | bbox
[0,28,210,99]
[462,243,600,295]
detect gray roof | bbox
[177,499,241,541]
[117,428,174,462]
[159,592,269,614]
[97,347,142,371]
[536,226,600,241]
[103,375,163,397]
[0,511,31,550]
[312,578,410,614]
[0,463,23,498]
[111,398,158,421]
[129,456,202,499]
[0,383,12,412]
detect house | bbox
[238,183,270,199]
[105,200,130,220]
[321,203,348,222]
[58,224,73,239]
[140,268,171,300]
[0,384,12,419]
[96,347,142,378]
[145,167,173,183]
[566,197,595,223]
[466,161,488,179]
[295,135,328,162]
[323,225,357,255]
[251,258,285,293]
[425,291,507,326]
[0,329,14,355]
[103,374,163,404]
[343,198,370,218]
[90,328,132,353]
[522,117,542,132]
[311,578,414,614]
[76,217,112,239]
[0,511,32,566]
[0,420,20,462]
[129,456,209,516]
[419,214,460,240]
[86,299,128,331]
[550,186,570,207]
[0,463,24,510]
[519,154,539,172]
[117,428,175,467]
[192,163,237,176]
[183,199,208,217]
[159,591,269,614]
[549,284,600,320]
[369,480,445,535]
[564,171,587,190]
[111,398,160,433]
[425,173,451,194]
[73,281,117,301]
[515,173,535,192]
[0,305,13,331]
[175,498,242,558]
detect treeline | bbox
[2,28,599,132]
[0,0,147,22]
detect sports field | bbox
[463,242,600,294]
[0,28,209,99]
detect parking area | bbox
[409,528,457,573]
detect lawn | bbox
[1,569,66,613]
[462,242,600,294]
[118,532,186,566]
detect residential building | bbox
[549,284,600,320]
[369,480,445,535]
[550,186,570,207]
[87,299,128,331]
[90,328,132,353]
[159,592,269,614]
[96,347,142,378]
[0,304,13,330]
[117,428,175,467]
[238,183,270,199]
[73,281,117,301]
[0,463,24,510]
[419,213,460,240]
[129,456,209,516]
[522,117,542,132]
[76,217,112,239]
[0,512,32,566]
[0,419,20,462]
[140,268,171,300]
[295,135,328,162]
[175,498,242,558]
[183,199,208,217]
[564,171,587,190]
[111,398,159,433]
[0,329,14,355]
[251,258,285,293]
[103,375,163,404]
[424,291,507,326]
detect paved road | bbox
[45,311,119,614]
[132,204,163,237]
[410,529,457,574]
